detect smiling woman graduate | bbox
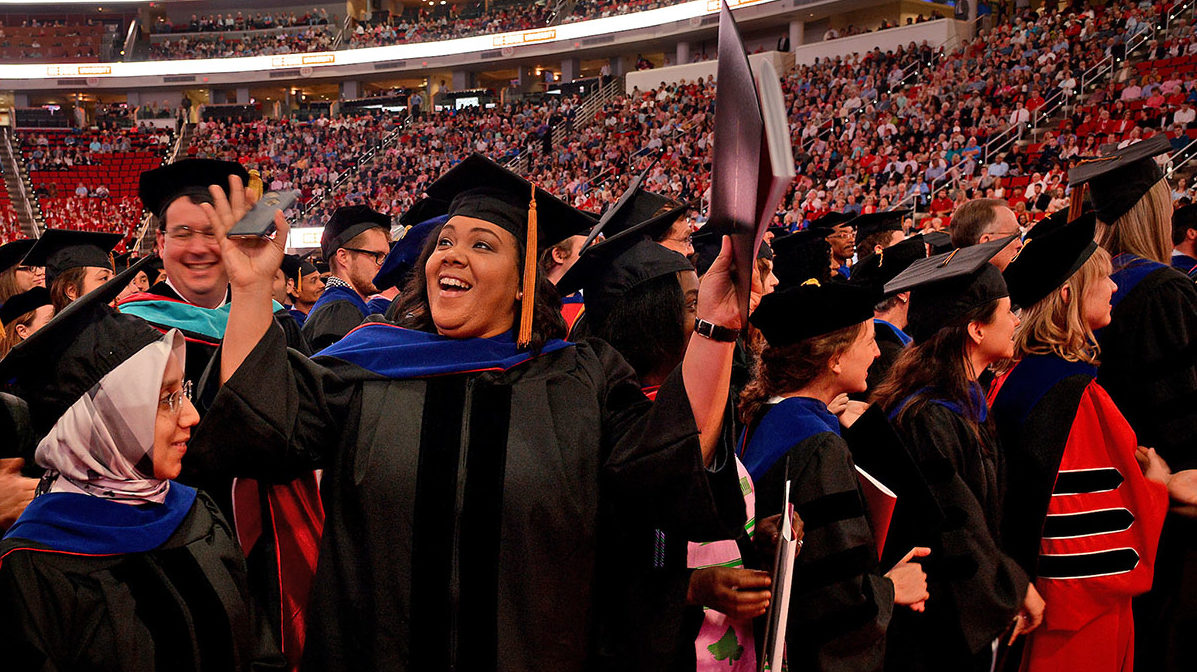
[0,259,282,672]
[191,154,749,671]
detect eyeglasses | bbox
[159,380,193,416]
[15,265,41,273]
[164,226,218,243]
[344,247,388,266]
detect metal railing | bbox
[332,14,351,50]
[295,116,411,225]
[1167,135,1197,177]
[506,74,623,173]
[1,127,39,236]
[122,18,140,62]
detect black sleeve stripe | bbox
[796,490,866,531]
[1042,508,1134,539]
[1037,547,1140,580]
[1053,468,1124,495]
[794,544,878,591]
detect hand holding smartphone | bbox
[226,189,300,238]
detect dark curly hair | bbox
[386,223,566,353]
[738,321,864,426]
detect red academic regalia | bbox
[989,355,1168,672]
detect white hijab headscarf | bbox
[35,329,186,505]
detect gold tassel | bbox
[248,169,264,200]
[1068,184,1086,223]
[518,183,538,348]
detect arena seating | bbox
[0,20,104,63]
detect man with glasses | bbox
[123,159,309,397]
[301,205,391,351]
[809,211,858,279]
[948,197,1025,271]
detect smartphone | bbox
[226,190,299,238]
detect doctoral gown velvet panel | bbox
[745,401,894,672]
[883,403,1028,672]
[0,492,283,672]
[192,325,745,672]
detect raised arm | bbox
[684,235,741,465]
[198,175,290,383]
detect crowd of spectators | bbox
[150,9,331,34]
[300,98,579,226]
[148,26,335,60]
[35,195,141,252]
[0,196,21,244]
[187,112,404,219]
[347,4,548,49]
[17,125,172,173]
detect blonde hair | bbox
[1096,179,1174,264]
[1013,247,1111,366]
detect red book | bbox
[856,466,897,560]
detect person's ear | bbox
[14,323,30,340]
[1059,283,1071,304]
[65,284,79,302]
[551,246,570,265]
[830,353,844,375]
[155,229,166,256]
[967,320,986,346]
[1187,227,1197,243]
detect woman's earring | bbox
[517,291,524,300]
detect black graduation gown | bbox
[190,325,746,672]
[880,401,1027,672]
[744,399,894,672]
[855,320,908,401]
[300,289,367,351]
[1097,255,1197,672]
[1097,258,1197,468]
[0,491,283,672]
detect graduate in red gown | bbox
[989,211,1170,671]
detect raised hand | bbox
[696,235,744,330]
[200,174,290,294]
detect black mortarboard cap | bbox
[558,236,693,326]
[21,229,121,282]
[423,153,597,250]
[921,230,954,254]
[771,229,833,289]
[587,191,689,250]
[886,235,1014,342]
[280,254,303,283]
[0,286,51,326]
[853,209,911,239]
[138,158,251,221]
[850,235,928,297]
[1003,212,1098,309]
[758,239,774,261]
[321,205,390,261]
[1067,135,1172,224]
[0,256,162,437]
[373,214,447,292]
[579,152,670,249]
[750,281,876,346]
[0,239,35,274]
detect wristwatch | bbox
[694,318,739,342]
